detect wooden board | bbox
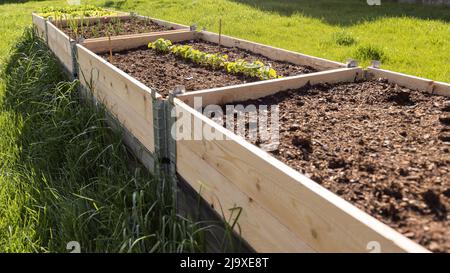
[173,98,429,253]
[32,13,47,40]
[175,101,315,253]
[46,21,74,74]
[199,31,346,70]
[82,30,195,54]
[77,44,160,153]
[178,67,363,107]
[367,67,450,97]
[79,85,156,173]
[136,14,189,30]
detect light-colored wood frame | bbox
[32,12,190,76]
[77,44,160,154]
[367,67,450,97]
[40,11,448,252]
[80,29,346,72]
[174,68,441,253]
[82,30,195,54]
[32,13,47,40]
[177,67,362,106]
[46,21,74,74]
[198,30,346,70]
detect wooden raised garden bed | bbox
[75,28,347,170]
[173,67,450,253]
[32,12,189,76]
[35,11,450,252]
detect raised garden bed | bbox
[67,19,450,252]
[76,30,345,170]
[32,12,188,76]
[104,40,317,97]
[43,13,449,251]
[59,16,175,40]
[217,78,450,252]
[175,67,450,252]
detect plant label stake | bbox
[219,18,222,47]
[372,60,381,68]
[107,32,113,63]
[346,58,358,68]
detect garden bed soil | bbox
[103,40,317,97]
[61,17,173,40]
[224,79,450,252]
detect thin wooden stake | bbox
[108,32,113,63]
[219,18,222,47]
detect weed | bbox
[355,44,387,62]
[333,30,357,46]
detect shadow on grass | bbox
[230,0,450,26]
[0,0,46,5]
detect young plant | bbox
[148,38,280,80]
[148,38,173,53]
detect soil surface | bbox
[61,17,173,40]
[224,79,450,252]
[103,40,317,97]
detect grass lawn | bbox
[1,0,448,81]
[0,0,448,252]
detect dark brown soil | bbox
[103,40,317,97]
[224,79,450,252]
[61,17,173,40]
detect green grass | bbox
[99,0,449,82]
[1,0,449,82]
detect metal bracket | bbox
[172,85,186,97]
[70,40,78,79]
[166,90,179,210]
[371,60,381,69]
[346,58,358,68]
[44,17,50,44]
[190,24,198,31]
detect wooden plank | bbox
[77,44,159,153]
[46,21,73,74]
[198,31,346,70]
[174,98,429,253]
[79,85,156,173]
[175,104,315,252]
[136,15,189,30]
[367,67,450,97]
[178,67,363,107]
[32,13,47,40]
[82,30,195,54]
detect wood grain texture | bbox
[175,102,315,252]
[367,67,450,97]
[46,21,73,74]
[174,98,429,253]
[77,44,158,153]
[32,13,47,40]
[178,67,363,107]
[82,30,195,54]
[198,30,346,70]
